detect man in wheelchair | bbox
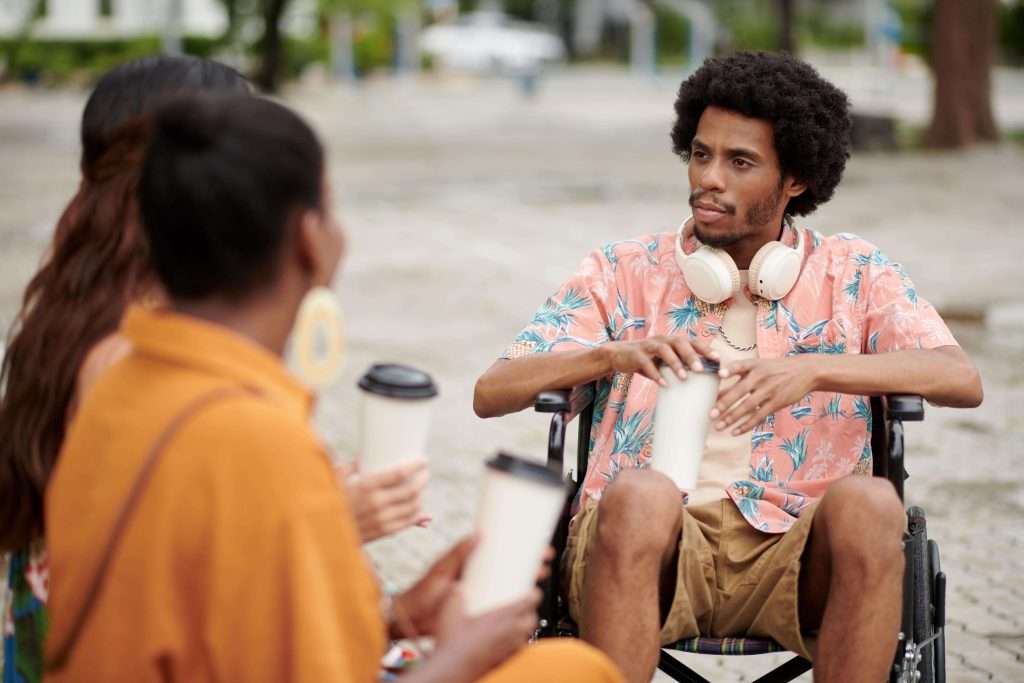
[474,51,982,683]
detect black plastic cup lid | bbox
[486,452,566,489]
[695,358,720,374]
[358,363,439,400]
[656,357,720,374]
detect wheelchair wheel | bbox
[929,539,946,683]
[910,507,935,683]
[893,507,936,683]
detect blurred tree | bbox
[925,0,999,148]
[777,0,795,53]
[215,0,245,42]
[254,0,292,91]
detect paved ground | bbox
[1,65,1022,681]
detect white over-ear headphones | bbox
[674,217,806,304]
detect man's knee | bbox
[820,476,905,572]
[594,469,681,556]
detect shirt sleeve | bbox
[502,249,614,359]
[858,250,958,354]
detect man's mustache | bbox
[689,191,736,215]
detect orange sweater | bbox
[46,307,384,682]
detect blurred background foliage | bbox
[1,0,1022,87]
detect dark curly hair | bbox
[671,51,851,217]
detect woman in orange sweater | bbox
[44,94,622,683]
[1,56,427,683]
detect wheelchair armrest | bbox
[535,389,571,413]
[535,384,596,423]
[535,384,597,475]
[885,394,924,422]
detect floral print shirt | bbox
[502,224,957,533]
[2,544,48,683]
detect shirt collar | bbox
[121,306,314,419]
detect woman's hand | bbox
[397,540,551,683]
[336,458,431,542]
[390,537,476,638]
[430,587,542,683]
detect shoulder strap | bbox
[47,385,259,672]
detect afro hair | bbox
[671,51,851,217]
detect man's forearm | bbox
[473,347,611,418]
[810,346,982,408]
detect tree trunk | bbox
[925,0,1000,148]
[777,0,796,54]
[255,0,290,93]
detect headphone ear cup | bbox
[748,242,802,300]
[678,247,740,304]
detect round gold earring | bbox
[289,286,345,389]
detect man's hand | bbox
[604,335,718,386]
[390,537,476,638]
[712,356,821,435]
[337,458,432,543]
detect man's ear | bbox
[784,176,807,199]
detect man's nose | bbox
[698,160,726,193]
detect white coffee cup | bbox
[461,452,567,617]
[357,363,438,474]
[650,360,721,490]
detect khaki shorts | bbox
[563,498,816,661]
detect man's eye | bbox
[734,158,751,168]
[693,150,708,160]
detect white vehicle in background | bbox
[419,11,566,75]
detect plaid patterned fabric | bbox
[554,615,786,657]
[670,636,785,656]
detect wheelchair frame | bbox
[533,387,946,683]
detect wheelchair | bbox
[532,385,946,683]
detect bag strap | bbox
[47,385,259,672]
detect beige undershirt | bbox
[686,272,759,507]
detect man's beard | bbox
[690,185,785,248]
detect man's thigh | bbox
[562,499,718,643]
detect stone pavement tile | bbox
[945,628,1024,681]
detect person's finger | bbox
[373,500,424,535]
[652,341,687,380]
[365,483,422,514]
[636,354,665,386]
[732,402,775,435]
[719,358,757,380]
[429,536,478,580]
[720,383,770,423]
[360,458,428,488]
[713,376,755,420]
[414,513,433,528]
[334,460,356,479]
[687,334,719,361]
[664,336,703,372]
